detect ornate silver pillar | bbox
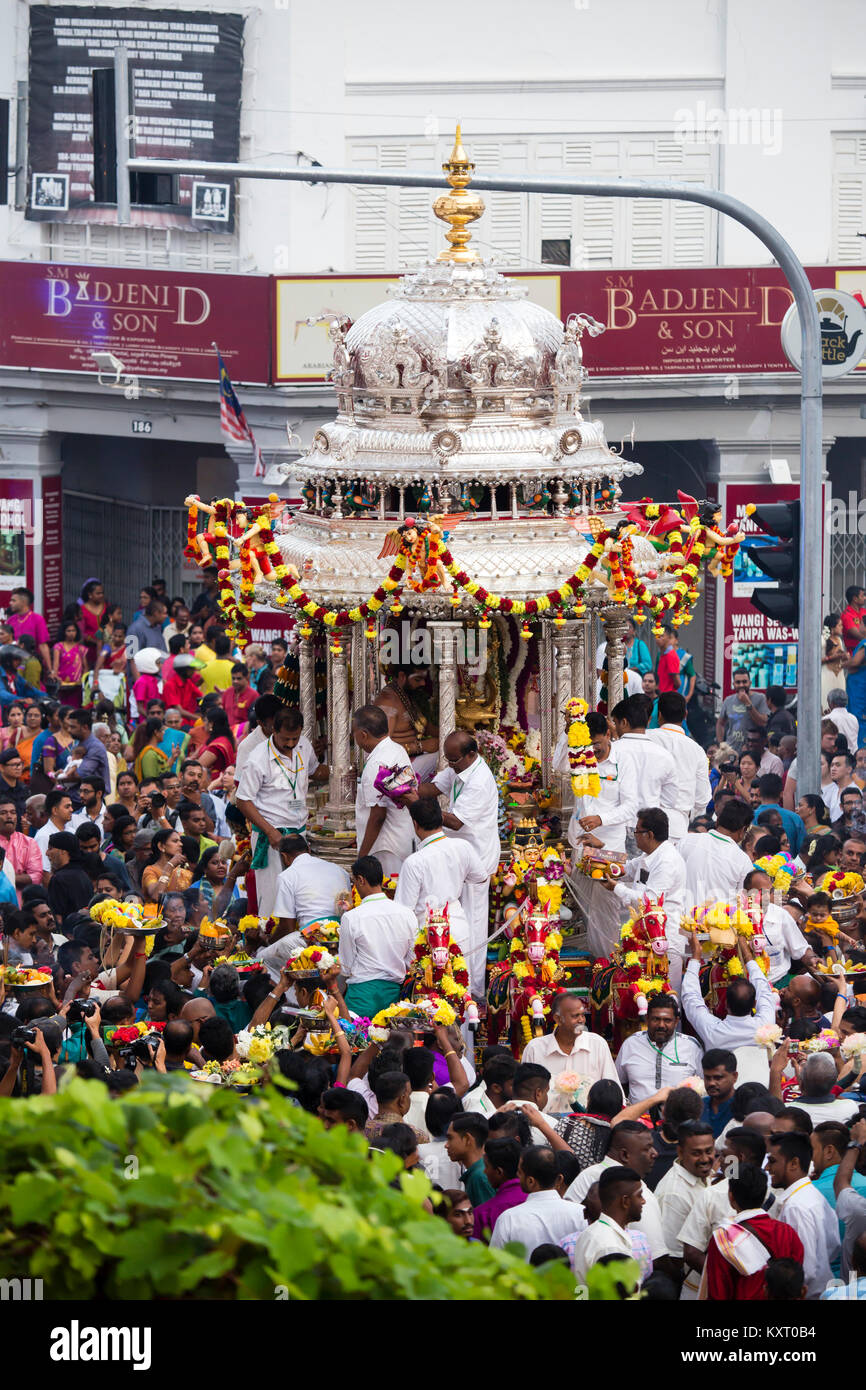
[573,618,588,705]
[555,621,579,735]
[583,612,597,709]
[429,620,462,769]
[556,620,579,811]
[298,632,317,742]
[324,638,355,824]
[350,621,369,714]
[602,607,630,712]
[538,621,555,789]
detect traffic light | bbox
[748,501,800,628]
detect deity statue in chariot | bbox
[184,493,294,587]
[590,895,674,1052]
[487,899,565,1055]
[498,835,567,917]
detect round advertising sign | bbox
[781,288,866,378]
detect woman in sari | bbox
[16,704,46,783]
[131,716,170,782]
[140,827,192,906]
[195,706,236,778]
[191,844,242,916]
[0,702,25,750]
[39,705,76,781]
[51,618,88,706]
[77,579,109,670]
[89,621,135,714]
[796,793,833,842]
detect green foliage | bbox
[0,1077,575,1301]
[585,1256,642,1300]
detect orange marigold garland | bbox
[195,501,743,639]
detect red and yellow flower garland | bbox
[191,496,737,644]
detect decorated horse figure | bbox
[402,901,474,1023]
[487,899,565,1055]
[591,895,674,1052]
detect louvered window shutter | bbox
[630,199,666,266]
[833,136,866,263]
[671,182,712,265]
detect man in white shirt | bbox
[235,694,321,787]
[605,806,688,988]
[647,693,712,842]
[565,1120,670,1266]
[34,789,76,872]
[767,1131,840,1298]
[570,1164,646,1284]
[681,932,777,1050]
[272,836,350,934]
[678,799,754,909]
[655,1119,715,1298]
[677,1126,768,1287]
[352,704,415,876]
[394,799,488,996]
[742,869,817,984]
[610,694,679,835]
[615,994,703,1104]
[71,775,107,837]
[414,730,500,957]
[553,710,636,957]
[489,1145,587,1258]
[236,706,308,918]
[826,688,859,755]
[339,853,417,1016]
[462,1052,517,1117]
[520,993,618,1110]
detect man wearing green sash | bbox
[236,706,308,917]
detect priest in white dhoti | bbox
[394,798,489,997]
[646,692,713,843]
[352,705,416,876]
[236,706,309,919]
[610,695,679,842]
[601,805,688,990]
[413,730,501,966]
[553,709,637,958]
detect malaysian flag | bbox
[215,345,265,478]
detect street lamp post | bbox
[117,123,823,793]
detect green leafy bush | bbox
[0,1077,575,1300]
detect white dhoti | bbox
[372,849,405,877]
[666,934,686,996]
[459,877,491,1001]
[569,872,627,960]
[411,752,439,781]
[253,842,284,920]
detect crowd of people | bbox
[2,569,866,1304]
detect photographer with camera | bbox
[61,997,112,1069]
[136,773,183,835]
[0,1019,59,1096]
[116,1028,168,1076]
